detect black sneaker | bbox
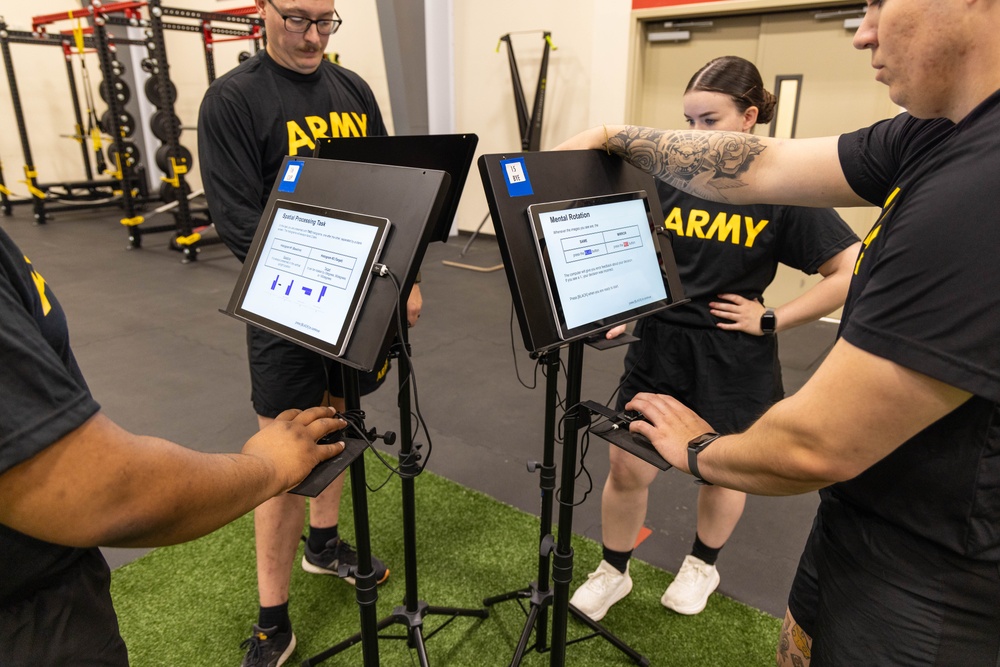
[239,624,295,667]
[302,537,390,585]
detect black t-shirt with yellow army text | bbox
[651,180,858,329]
[831,89,1000,560]
[199,50,388,262]
[0,226,102,604]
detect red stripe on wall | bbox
[633,0,726,9]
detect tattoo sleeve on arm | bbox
[606,126,765,203]
[777,612,812,667]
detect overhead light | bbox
[647,30,691,43]
[843,17,863,29]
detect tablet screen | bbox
[230,199,391,358]
[527,191,670,341]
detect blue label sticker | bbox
[278,160,305,193]
[500,157,533,197]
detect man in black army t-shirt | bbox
[557,0,1000,664]
[199,1,422,665]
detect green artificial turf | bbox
[111,453,780,665]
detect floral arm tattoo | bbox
[777,612,813,667]
[606,126,765,203]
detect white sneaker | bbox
[569,560,633,622]
[661,554,720,615]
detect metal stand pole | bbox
[549,341,647,666]
[300,366,382,667]
[483,350,560,665]
[304,309,487,666]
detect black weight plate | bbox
[155,143,193,172]
[159,180,191,203]
[150,109,181,142]
[100,109,136,138]
[107,141,141,169]
[159,181,177,203]
[100,79,131,105]
[144,77,177,108]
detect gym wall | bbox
[0,0,393,197]
[451,0,632,236]
[0,0,633,235]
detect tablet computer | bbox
[223,198,391,359]
[526,190,671,342]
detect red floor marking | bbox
[634,526,652,549]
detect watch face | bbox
[761,310,776,333]
[689,432,719,448]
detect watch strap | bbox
[688,432,721,485]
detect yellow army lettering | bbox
[855,187,900,275]
[286,112,370,155]
[23,255,52,316]
[663,207,770,248]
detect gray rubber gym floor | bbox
[4,206,834,619]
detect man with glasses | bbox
[199,2,420,665]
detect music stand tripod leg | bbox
[483,350,560,665]
[460,212,491,257]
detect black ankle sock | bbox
[602,545,633,574]
[691,533,722,566]
[307,524,339,553]
[258,602,291,634]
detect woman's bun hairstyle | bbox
[686,55,776,125]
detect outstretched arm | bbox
[626,339,970,495]
[556,125,868,209]
[0,407,346,548]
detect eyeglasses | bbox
[266,0,342,35]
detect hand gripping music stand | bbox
[478,149,685,666]
[223,155,458,666]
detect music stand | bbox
[313,134,478,244]
[478,149,686,666]
[223,155,451,667]
[307,137,490,666]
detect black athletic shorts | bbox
[788,496,1000,666]
[247,325,390,419]
[0,549,128,666]
[616,318,783,435]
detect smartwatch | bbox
[760,307,777,335]
[687,432,721,485]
